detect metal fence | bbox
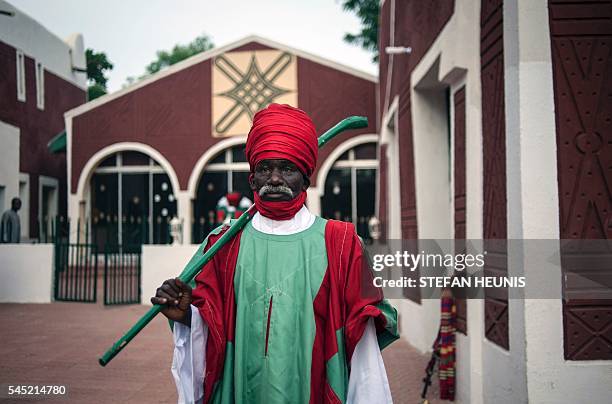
[47,217,143,305]
[39,215,172,246]
[103,244,142,305]
[38,216,70,244]
[54,242,98,302]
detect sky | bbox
[10,0,378,92]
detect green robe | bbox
[191,217,399,403]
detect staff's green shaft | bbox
[98,115,368,367]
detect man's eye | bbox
[282,165,296,173]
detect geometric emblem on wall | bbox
[484,298,509,349]
[212,50,297,137]
[564,306,612,360]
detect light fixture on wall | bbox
[332,181,341,195]
[385,46,412,55]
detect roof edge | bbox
[65,35,378,119]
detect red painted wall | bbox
[72,60,212,193]
[0,40,86,237]
[297,57,377,185]
[71,41,377,193]
[378,0,455,240]
[378,0,455,303]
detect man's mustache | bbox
[259,185,294,198]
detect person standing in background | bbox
[1,197,21,243]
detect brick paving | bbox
[0,302,443,404]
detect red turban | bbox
[245,103,318,177]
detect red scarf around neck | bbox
[253,191,306,221]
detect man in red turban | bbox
[246,103,318,220]
[153,104,398,403]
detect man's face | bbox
[12,199,21,211]
[249,159,309,202]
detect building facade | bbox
[0,0,87,241]
[378,0,612,402]
[64,36,378,248]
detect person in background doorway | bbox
[1,197,21,243]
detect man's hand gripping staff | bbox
[98,115,368,367]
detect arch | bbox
[75,142,180,201]
[316,134,378,196]
[187,136,247,199]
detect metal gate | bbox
[54,242,98,302]
[103,244,142,305]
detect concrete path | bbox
[0,303,443,403]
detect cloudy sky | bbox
[11,0,378,92]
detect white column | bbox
[511,1,612,402]
[68,193,80,243]
[0,121,20,216]
[175,191,192,244]
[306,187,321,216]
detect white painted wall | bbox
[379,97,401,239]
[395,298,440,353]
[390,0,612,400]
[38,175,59,239]
[411,83,451,240]
[0,0,86,88]
[0,120,20,217]
[455,333,471,402]
[0,244,53,303]
[141,244,201,305]
[18,173,30,238]
[402,0,486,402]
[409,71,452,354]
[504,1,612,403]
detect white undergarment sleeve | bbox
[171,304,207,404]
[347,319,393,404]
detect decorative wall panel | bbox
[454,86,468,335]
[212,50,297,137]
[481,0,509,350]
[549,0,612,360]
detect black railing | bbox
[54,241,98,302]
[103,244,142,305]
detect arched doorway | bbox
[192,144,253,243]
[90,151,177,248]
[320,142,377,240]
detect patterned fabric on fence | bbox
[438,290,456,400]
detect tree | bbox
[85,48,113,100]
[341,0,380,62]
[145,34,214,75]
[124,34,215,87]
[87,83,107,100]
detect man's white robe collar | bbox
[251,205,315,235]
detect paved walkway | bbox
[0,303,442,403]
